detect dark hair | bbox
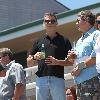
[78,10,95,26]
[95,13,100,19]
[0,48,13,60]
[44,12,57,22]
[66,86,77,100]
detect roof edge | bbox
[57,2,100,19]
[0,2,99,36]
[55,0,70,10]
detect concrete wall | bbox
[25,66,75,100]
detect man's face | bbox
[96,16,100,30]
[76,17,87,32]
[43,15,57,30]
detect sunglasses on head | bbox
[44,20,57,24]
[96,20,100,24]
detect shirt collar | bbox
[45,32,60,40]
[6,60,15,69]
[82,27,96,37]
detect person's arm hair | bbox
[12,83,25,100]
[46,57,73,66]
[84,57,96,67]
[73,57,96,71]
[56,59,73,66]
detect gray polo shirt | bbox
[0,60,26,100]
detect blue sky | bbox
[57,0,100,10]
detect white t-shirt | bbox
[94,36,100,73]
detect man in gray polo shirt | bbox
[0,48,26,100]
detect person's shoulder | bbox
[36,35,46,43]
[92,29,100,38]
[57,32,69,40]
[92,29,100,34]
[11,62,23,69]
[95,30,100,34]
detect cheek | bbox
[98,24,100,27]
[97,16,100,20]
[97,24,100,29]
[0,58,6,63]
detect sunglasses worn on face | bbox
[96,20,100,24]
[44,20,57,24]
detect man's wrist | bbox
[77,61,86,70]
[55,59,59,65]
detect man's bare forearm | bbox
[55,59,73,66]
[85,57,96,67]
[12,83,25,100]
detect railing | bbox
[25,66,75,100]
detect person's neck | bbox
[4,60,11,67]
[82,25,93,33]
[46,30,57,39]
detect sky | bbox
[57,0,100,10]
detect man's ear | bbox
[56,21,58,25]
[43,22,46,29]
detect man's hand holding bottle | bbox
[34,52,45,60]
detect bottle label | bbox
[40,44,45,59]
[40,52,45,59]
